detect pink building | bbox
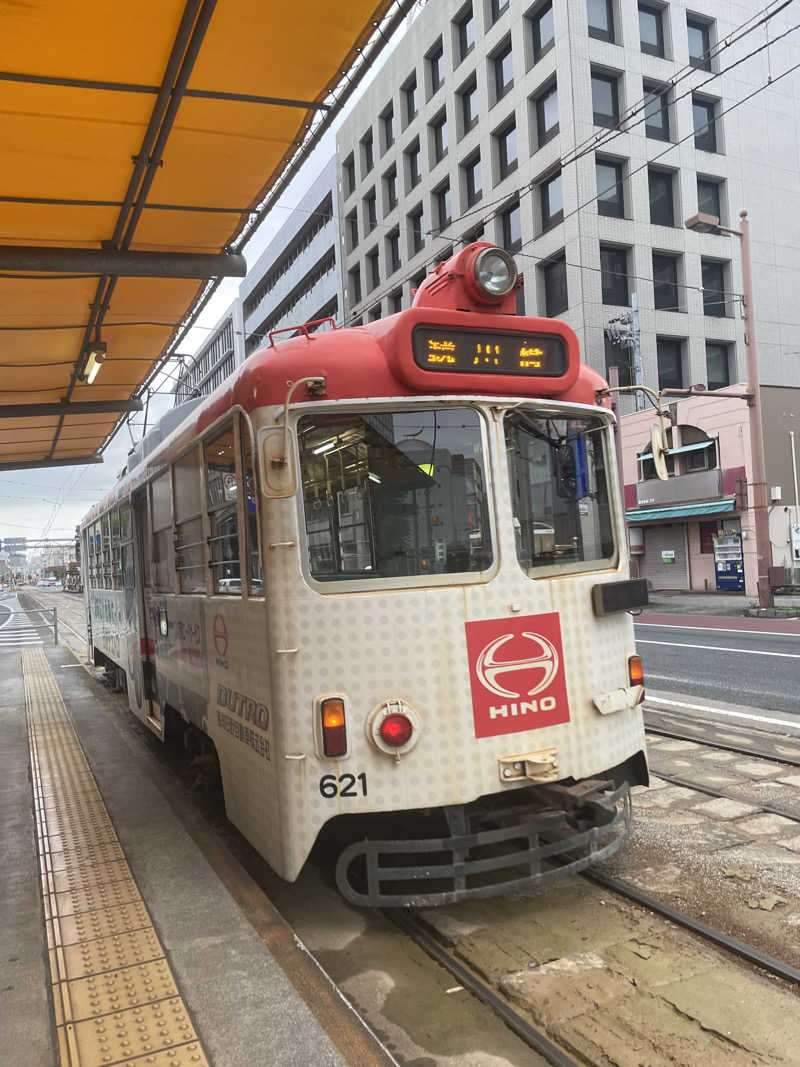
[621,385,800,597]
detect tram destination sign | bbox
[412,325,567,377]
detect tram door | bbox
[132,488,164,738]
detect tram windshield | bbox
[297,407,492,581]
[505,409,615,574]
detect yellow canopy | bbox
[0,0,395,470]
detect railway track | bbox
[645,711,800,768]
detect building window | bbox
[592,72,619,129]
[383,167,398,213]
[349,265,362,305]
[460,77,479,134]
[496,119,518,179]
[405,140,422,191]
[343,153,356,197]
[381,105,395,152]
[588,0,614,43]
[648,168,675,226]
[491,0,510,23]
[693,96,717,152]
[605,335,632,387]
[363,189,377,233]
[652,253,680,311]
[404,76,418,123]
[706,342,730,389]
[463,153,482,207]
[388,289,403,315]
[455,5,475,61]
[701,259,727,317]
[596,158,624,218]
[697,177,722,221]
[639,3,665,57]
[657,337,683,388]
[345,210,358,252]
[463,222,485,245]
[431,111,448,164]
[530,1,555,63]
[366,247,380,292]
[687,17,712,71]
[493,39,514,102]
[361,130,374,176]
[408,204,425,254]
[500,200,522,252]
[428,39,445,95]
[434,182,452,231]
[535,83,559,146]
[644,83,670,141]
[540,171,563,231]
[542,254,568,315]
[386,228,401,274]
[600,245,629,305]
[699,520,717,553]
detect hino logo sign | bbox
[465,613,570,738]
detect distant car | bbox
[217,577,242,594]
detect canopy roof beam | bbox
[0,246,247,278]
[0,455,102,472]
[0,400,143,419]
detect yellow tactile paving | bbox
[22,648,210,1067]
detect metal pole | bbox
[53,608,58,646]
[631,293,644,411]
[790,429,799,524]
[738,211,774,607]
[607,366,626,514]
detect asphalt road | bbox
[635,621,800,714]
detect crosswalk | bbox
[0,596,46,648]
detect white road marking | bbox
[646,696,800,731]
[637,639,800,659]
[636,622,798,638]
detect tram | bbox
[81,243,649,906]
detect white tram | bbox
[82,244,648,906]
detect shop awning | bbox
[637,440,716,460]
[0,0,403,471]
[626,497,736,523]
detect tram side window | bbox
[91,523,101,587]
[110,508,122,589]
[101,513,112,588]
[297,407,493,582]
[150,471,174,592]
[173,447,206,594]
[205,423,241,594]
[119,503,135,590]
[241,426,264,595]
[505,410,615,575]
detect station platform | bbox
[0,642,391,1067]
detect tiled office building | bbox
[335,0,800,398]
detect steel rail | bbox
[645,724,800,769]
[583,870,800,985]
[646,767,800,823]
[386,910,580,1067]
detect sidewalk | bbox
[643,590,800,617]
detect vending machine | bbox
[713,531,745,591]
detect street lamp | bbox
[685,209,773,608]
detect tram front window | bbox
[505,409,615,574]
[298,408,492,581]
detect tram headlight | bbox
[474,247,518,298]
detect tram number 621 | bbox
[319,773,368,798]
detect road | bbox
[635,618,800,714]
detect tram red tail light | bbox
[628,655,644,688]
[379,713,413,748]
[321,698,347,757]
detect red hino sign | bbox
[465,613,570,738]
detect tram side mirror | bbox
[650,423,670,481]
[259,427,297,497]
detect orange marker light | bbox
[321,698,347,757]
[628,655,644,687]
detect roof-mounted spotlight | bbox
[473,246,518,299]
[83,341,107,384]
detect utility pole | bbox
[631,292,643,411]
[604,299,642,410]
